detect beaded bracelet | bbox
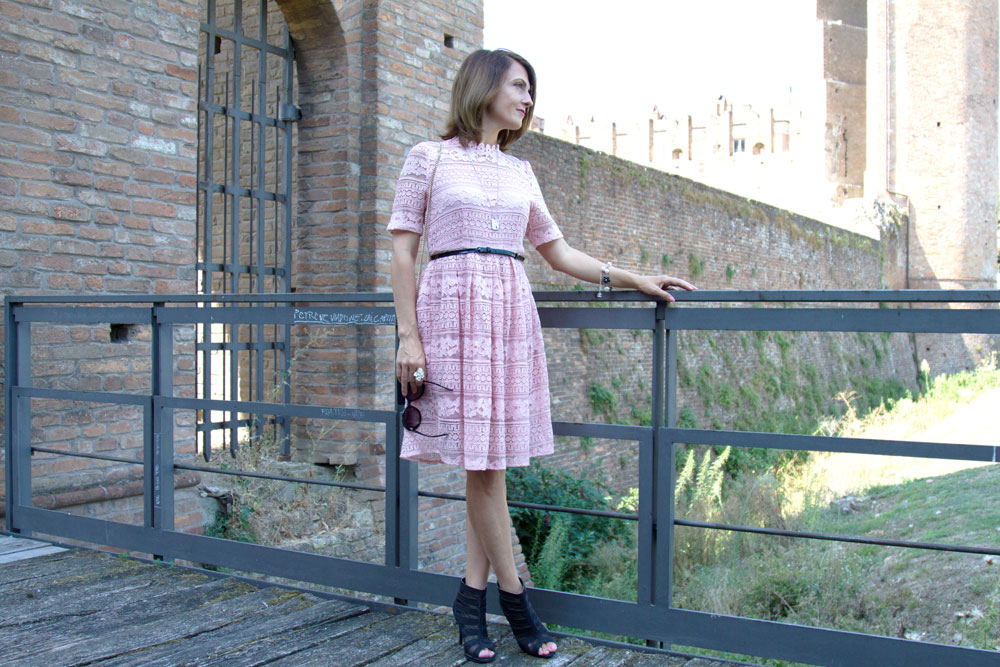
[596,261,613,298]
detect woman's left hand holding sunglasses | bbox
[395,331,426,396]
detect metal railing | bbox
[4,290,999,666]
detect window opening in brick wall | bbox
[110,323,138,343]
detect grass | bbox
[528,357,1000,662]
[680,358,1000,658]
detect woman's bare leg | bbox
[465,469,556,656]
[464,505,491,590]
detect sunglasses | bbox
[399,379,453,438]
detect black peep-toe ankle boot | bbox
[498,578,557,659]
[453,578,496,663]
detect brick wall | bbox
[506,132,917,491]
[873,0,999,373]
[0,0,201,536]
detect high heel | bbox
[453,578,496,663]
[498,578,557,659]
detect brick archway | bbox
[272,0,500,578]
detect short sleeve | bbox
[523,161,563,249]
[387,142,438,235]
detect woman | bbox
[388,49,696,662]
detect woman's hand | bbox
[633,274,698,302]
[536,239,697,302]
[396,332,426,397]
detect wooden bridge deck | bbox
[0,536,747,666]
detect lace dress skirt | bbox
[399,252,554,469]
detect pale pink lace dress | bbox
[387,137,563,470]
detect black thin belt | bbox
[429,247,525,262]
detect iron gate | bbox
[196,0,298,460]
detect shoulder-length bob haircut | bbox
[442,49,536,151]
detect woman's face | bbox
[482,59,533,136]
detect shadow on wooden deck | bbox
[0,536,750,666]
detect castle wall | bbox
[507,132,917,490]
[866,0,999,374]
[819,0,867,205]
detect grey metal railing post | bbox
[659,319,678,611]
[151,304,175,559]
[386,334,418,605]
[638,302,665,612]
[4,299,29,534]
[640,301,668,648]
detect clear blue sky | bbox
[483,0,817,124]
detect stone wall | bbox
[819,0,867,205]
[505,132,918,490]
[0,0,202,538]
[865,0,999,373]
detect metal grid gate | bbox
[196,0,298,460]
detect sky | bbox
[483,0,819,125]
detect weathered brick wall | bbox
[819,0,867,205]
[506,132,918,491]
[866,0,999,374]
[0,0,201,534]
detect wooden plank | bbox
[1,577,241,656]
[351,610,466,667]
[260,610,439,666]
[98,596,370,666]
[5,586,302,666]
[0,545,66,564]
[564,645,644,666]
[193,607,389,666]
[0,536,52,555]
[0,547,746,667]
[0,555,190,625]
[0,549,102,587]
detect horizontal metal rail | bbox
[675,519,1000,556]
[30,447,143,467]
[416,489,640,521]
[173,462,387,494]
[6,288,1000,304]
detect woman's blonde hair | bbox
[442,49,536,151]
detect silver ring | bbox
[413,367,425,382]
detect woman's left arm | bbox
[536,238,697,302]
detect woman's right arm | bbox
[391,229,425,396]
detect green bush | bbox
[507,463,631,589]
[531,515,571,590]
[204,504,258,544]
[678,406,698,429]
[588,382,617,420]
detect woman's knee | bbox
[466,469,507,496]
